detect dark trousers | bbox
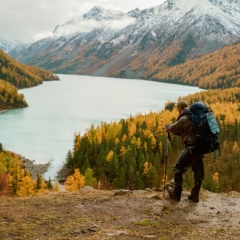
[173,147,204,182]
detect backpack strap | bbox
[177,108,191,121]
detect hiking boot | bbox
[167,186,181,201]
[188,194,199,202]
[164,178,175,189]
[188,181,201,202]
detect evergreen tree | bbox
[84,168,97,187]
[135,171,144,189]
[36,174,42,190]
[47,177,53,189]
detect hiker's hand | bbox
[165,127,170,133]
[165,124,170,133]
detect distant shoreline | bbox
[0,110,8,114]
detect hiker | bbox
[165,100,204,202]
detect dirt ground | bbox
[0,188,240,240]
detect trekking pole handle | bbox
[168,132,171,142]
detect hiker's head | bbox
[176,100,188,113]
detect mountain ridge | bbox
[8,0,240,86]
[0,49,60,110]
[0,49,59,89]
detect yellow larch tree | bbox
[122,134,127,143]
[106,150,114,162]
[136,137,142,149]
[74,133,81,152]
[64,168,85,192]
[17,172,35,197]
[128,122,136,137]
[118,146,126,157]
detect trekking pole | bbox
[163,132,171,198]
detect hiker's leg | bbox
[167,148,194,201]
[189,153,204,202]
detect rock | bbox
[144,235,158,238]
[152,194,162,200]
[133,190,147,195]
[229,191,240,197]
[105,230,126,237]
[73,225,99,235]
[80,186,95,191]
[21,157,50,179]
[114,189,132,196]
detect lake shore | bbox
[1,75,201,181]
[0,110,8,114]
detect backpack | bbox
[188,102,220,156]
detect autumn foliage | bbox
[1,40,240,195]
[64,87,240,192]
[0,49,59,110]
[0,151,49,196]
[0,79,27,110]
[64,168,85,192]
[149,41,240,89]
[0,49,59,89]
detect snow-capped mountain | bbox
[53,6,136,37]
[112,0,240,51]
[9,0,240,79]
[0,37,20,53]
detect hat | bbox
[176,100,188,109]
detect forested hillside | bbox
[147,41,240,89]
[0,79,27,110]
[0,49,59,89]
[63,88,240,193]
[0,49,59,110]
[1,40,240,196]
[0,149,50,196]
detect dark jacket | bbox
[165,108,196,146]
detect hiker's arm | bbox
[165,117,186,136]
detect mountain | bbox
[9,0,240,87]
[0,36,20,53]
[151,40,240,89]
[0,49,59,89]
[53,6,136,37]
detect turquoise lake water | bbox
[0,74,202,178]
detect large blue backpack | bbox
[188,102,220,156]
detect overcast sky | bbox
[1,0,165,43]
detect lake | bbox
[0,74,201,178]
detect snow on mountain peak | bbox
[150,0,240,35]
[164,0,240,15]
[83,6,124,20]
[0,36,21,52]
[53,6,136,38]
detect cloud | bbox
[0,0,165,42]
[53,15,136,38]
[32,31,54,42]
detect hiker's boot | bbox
[167,174,182,201]
[188,181,202,202]
[165,178,175,189]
